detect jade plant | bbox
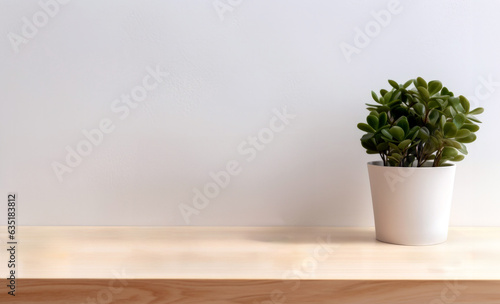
[357,77,483,167]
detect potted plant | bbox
[358,77,483,245]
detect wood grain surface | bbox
[0,227,499,303]
[1,279,499,304]
[1,226,500,280]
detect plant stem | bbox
[380,152,387,166]
[416,142,425,167]
[433,146,444,167]
[424,109,430,124]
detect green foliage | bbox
[357,78,484,167]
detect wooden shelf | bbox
[1,227,500,303]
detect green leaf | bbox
[378,112,387,128]
[456,133,477,143]
[419,127,430,141]
[381,128,393,139]
[357,123,375,133]
[441,87,451,95]
[428,80,443,95]
[428,99,440,109]
[389,126,405,141]
[409,126,420,140]
[387,100,403,109]
[444,106,457,118]
[392,90,401,100]
[371,91,379,103]
[376,106,390,113]
[388,79,399,89]
[389,143,400,152]
[452,155,465,162]
[388,158,399,165]
[469,107,484,115]
[404,155,416,166]
[417,86,430,101]
[407,125,419,137]
[403,79,413,88]
[455,129,471,138]
[467,115,482,123]
[461,123,480,132]
[429,109,440,125]
[398,139,412,150]
[453,113,466,129]
[436,98,449,108]
[376,142,389,152]
[439,114,446,131]
[449,97,465,113]
[396,117,410,134]
[380,89,388,97]
[430,136,440,150]
[366,150,379,154]
[361,140,377,151]
[367,115,379,130]
[384,91,394,103]
[444,139,462,150]
[389,153,402,163]
[361,133,374,141]
[444,122,458,138]
[414,103,426,116]
[416,77,427,89]
[459,96,470,113]
[439,158,452,166]
[390,106,408,118]
[442,147,458,157]
[457,142,468,155]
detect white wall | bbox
[1,0,499,226]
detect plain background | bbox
[1,0,499,226]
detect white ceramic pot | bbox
[367,161,456,245]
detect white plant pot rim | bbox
[367,160,456,169]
